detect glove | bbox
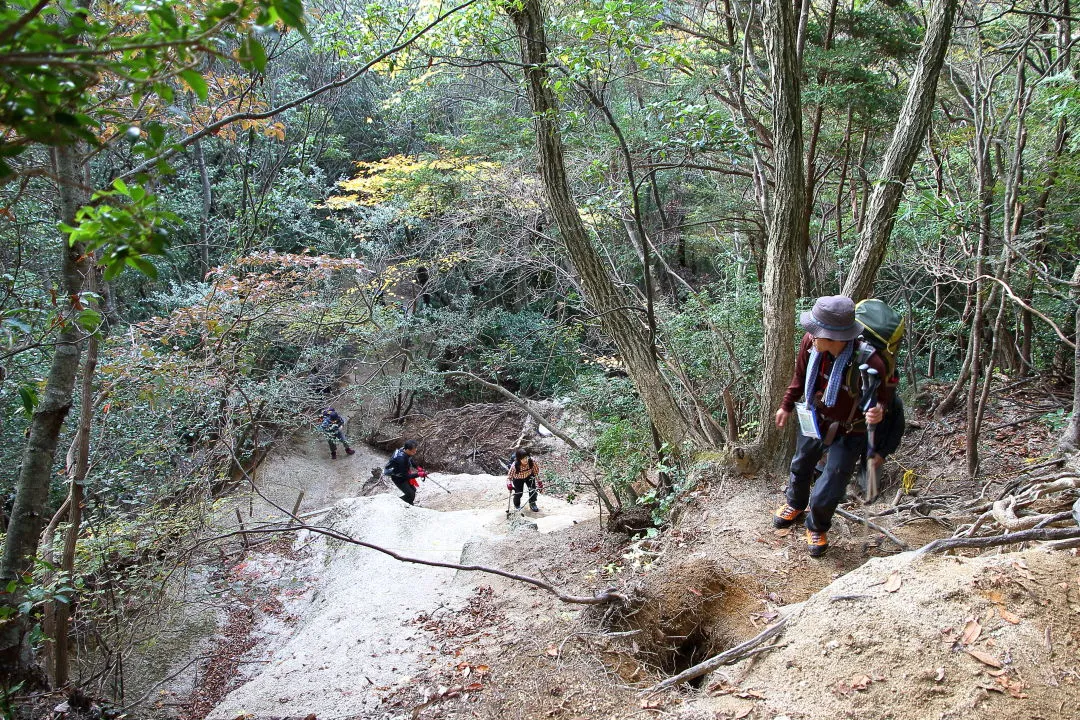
[417,467,428,480]
[506,481,513,491]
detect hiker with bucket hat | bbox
[773,296,893,557]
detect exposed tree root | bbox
[916,526,1080,556]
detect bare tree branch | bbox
[210,523,625,605]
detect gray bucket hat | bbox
[800,295,863,341]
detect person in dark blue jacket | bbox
[384,439,423,505]
[320,408,355,459]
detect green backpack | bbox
[854,298,905,385]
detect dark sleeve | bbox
[875,396,905,457]
[780,334,814,412]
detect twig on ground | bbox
[835,507,909,550]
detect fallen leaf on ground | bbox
[961,619,982,646]
[884,572,902,593]
[995,675,1029,699]
[998,607,1021,624]
[774,527,792,537]
[967,649,1003,668]
[734,708,753,719]
[545,645,558,657]
[687,586,702,596]
[836,674,873,695]
[737,689,766,699]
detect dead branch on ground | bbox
[643,617,788,692]
[916,525,1080,556]
[835,507,910,550]
[210,523,626,606]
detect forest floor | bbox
[146,380,1079,720]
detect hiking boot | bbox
[345,447,356,456]
[773,504,806,529]
[529,503,539,513]
[806,529,829,557]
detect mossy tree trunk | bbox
[505,0,708,454]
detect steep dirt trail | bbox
[202,434,598,720]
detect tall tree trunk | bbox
[194,138,213,274]
[505,0,708,452]
[965,64,995,481]
[1061,262,1080,452]
[54,321,99,687]
[0,145,91,685]
[755,0,806,462]
[843,0,958,300]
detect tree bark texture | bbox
[506,0,707,452]
[194,137,213,273]
[1061,262,1080,452]
[0,145,91,684]
[52,270,101,686]
[755,0,805,461]
[843,0,958,301]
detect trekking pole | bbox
[419,470,452,494]
[858,366,882,501]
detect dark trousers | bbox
[786,431,866,532]
[512,476,537,508]
[391,476,416,505]
[325,427,348,453]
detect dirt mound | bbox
[667,546,1080,720]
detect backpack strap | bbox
[856,340,875,366]
[845,340,877,398]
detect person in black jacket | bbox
[384,439,422,505]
